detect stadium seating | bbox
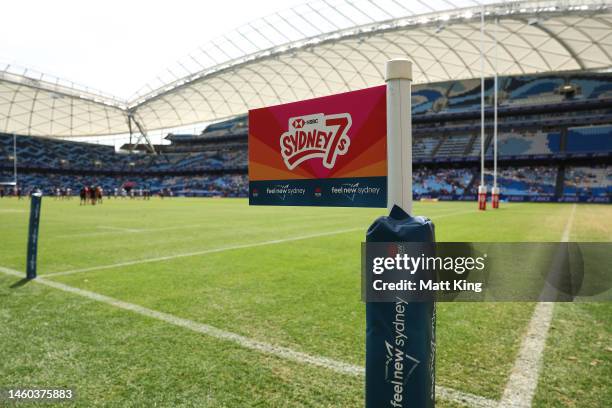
[1,72,610,202]
[503,76,565,106]
[412,83,450,114]
[0,134,247,173]
[413,136,441,160]
[0,170,248,198]
[445,78,493,113]
[434,135,469,157]
[486,131,561,156]
[200,115,248,138]
[413,168,473,196]
[494,166,557,196]
[566,125,612,153]
[563,166,611,197]
[568,75,612,99]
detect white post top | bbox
[385,59,412,81]
[385,59,413,213]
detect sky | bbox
[1,0,306,100]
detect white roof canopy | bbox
[1,0,611,138]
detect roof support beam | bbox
[520,18,586,70]
[128,113,156,154]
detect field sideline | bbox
[1,198,610,407]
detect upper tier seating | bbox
[503,76,565,106]
[413,136,440,160]
[486,131,561,156]
[566,125,612,153]
[568,75,612,99]
[0,134,247,172]
[435,135,472,157]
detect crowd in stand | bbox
[0,73,609,202]
[0,135,247,173]
[0,172,248,199]
[413,168,473,196]
[564,166,610,197]
[1,165,608,201]
[473,166,559,196]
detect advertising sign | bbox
[249,86,387,207]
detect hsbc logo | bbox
[280,113,351,170]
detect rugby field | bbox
[0,198,610,407]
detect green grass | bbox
[0,198,610,407]
[533,303,611,408]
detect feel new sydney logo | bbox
[280,113,352,170]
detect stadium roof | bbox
[1,0,611,138]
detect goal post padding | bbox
[365,205,435,408]
[26,193,42,279]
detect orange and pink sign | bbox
[249,85,387,207]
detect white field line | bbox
[46,227,364,277]
[46,209,475,277]
[56,225,201,238]
[0,264,496,408]
[498,203,576,408]
[97,226,142,233]
[55,213,358,239]
[561,203,576,243]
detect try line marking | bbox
[46,209,475,277]
[498,203,577,408]
[0,264,496,408]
